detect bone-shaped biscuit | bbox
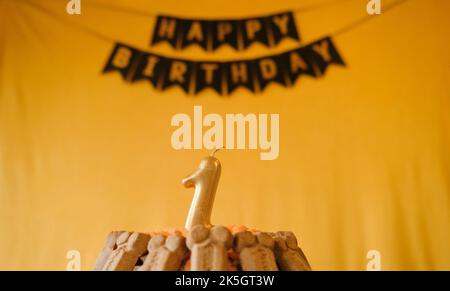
[234,231,278,271]
[102,231,150,271]
[137,233,187,271]
[186,225,232,271]
[93,231,124,271]
[273,231,311,271]
[133,254,148,270]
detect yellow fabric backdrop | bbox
[0,0,449,270]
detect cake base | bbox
[94,225,311,271]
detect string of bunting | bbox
[101,0,411,95]
[151,11,301,51]
[18,0,411,96]
[104,37,344,95]
[80,0,354,52]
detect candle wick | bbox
[211,146,224,157]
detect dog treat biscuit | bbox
[187,225,233,271]
[234,231,278,271]
[102,232,150,271]
[93,231,124,271]
[138,233,187,271]
[273,231,311,271]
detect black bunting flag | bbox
[305,37,346,75]
[279,48,317,85]
[240,18,270,49]
[251,56,289,91]
[150,11,301,52]
[160,59,196,93]
[223,61,256,94]
[103,43,142,81]
[210,21,240,51]
[179,20,211,50]
[195,62,224,95]
[103,37,345,96]
[269,12,299,45]
[132,53,168,88]
[150,16,180,48]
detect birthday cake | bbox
[93,153,311,271]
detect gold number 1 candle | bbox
[182,150,222,230]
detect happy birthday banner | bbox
[19,0,410,96]
[151,12,300,51]
[103,36,345,95]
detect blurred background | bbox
[0,0,449,270]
